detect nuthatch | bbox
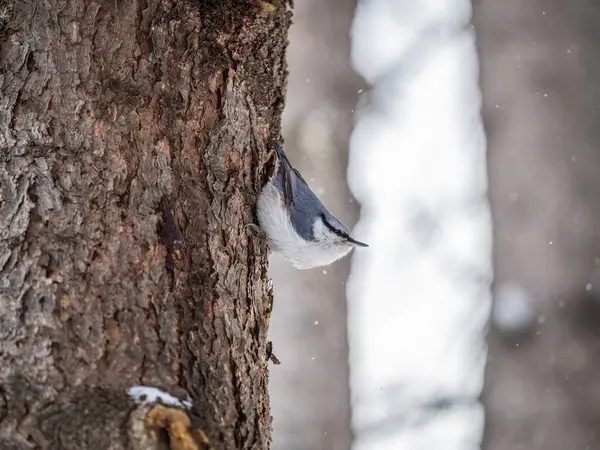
[256,142,368,269]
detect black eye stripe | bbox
[321,214,349,239]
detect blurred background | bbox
[269,1,600,449]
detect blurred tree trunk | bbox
[0,1,289,449]
[475,0,600,449]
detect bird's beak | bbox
[348,237,369,248]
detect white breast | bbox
[256,182,353,269]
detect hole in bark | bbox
[90,250,100,262]
[26,51,35,72]
[28,187,38,203]
[19,302,28,323]
[155,427,170,446]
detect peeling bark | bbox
[0,0,290,449]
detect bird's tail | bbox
[268,139,308,185]
[269,139,286,162]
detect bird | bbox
[256,141,368,269]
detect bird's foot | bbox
[245,223,266,239]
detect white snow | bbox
[346,1,492,449]
[127,386,192,409]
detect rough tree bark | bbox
[0,1,290,449]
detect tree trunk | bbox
[475,0,600,449]
[0,1,289,449]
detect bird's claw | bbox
[245,223,265,238]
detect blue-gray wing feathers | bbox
[271,142,326,241]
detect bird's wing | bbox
[270,141,321,240]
